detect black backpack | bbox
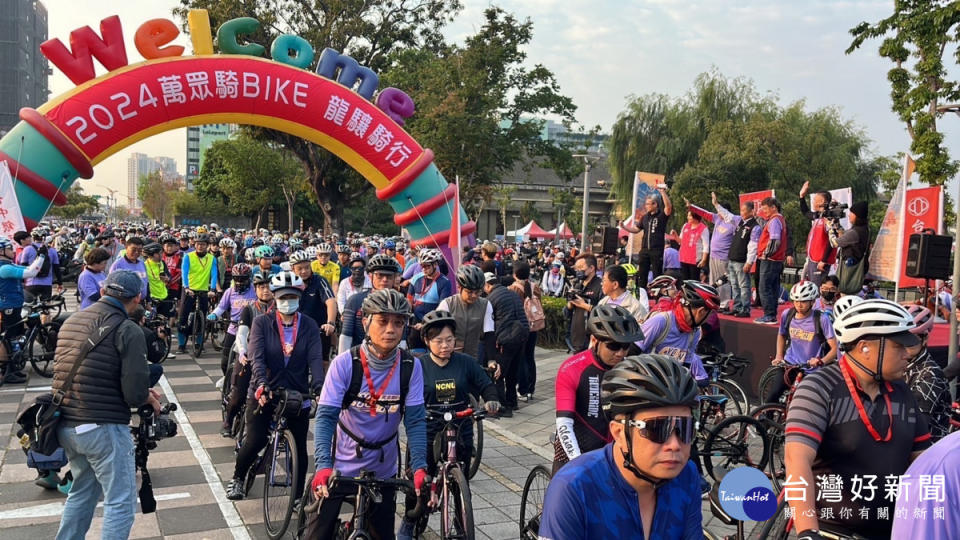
[782,307,826,353]
[36,247,52,278]
[336,346,416,461]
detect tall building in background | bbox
[127,153,177,209]
[185,124,236,189]
[0,0,50,134]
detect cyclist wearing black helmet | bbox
[437,264,495,363]
[553,305,643,473]
[143,243,173,316]
[397,310,500,538]
[308,289,428,539]
[338,254,402,353]
[541,354,702,540]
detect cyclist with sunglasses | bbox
[541,354,702,540]
[553,305,643,474]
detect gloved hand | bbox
[255,385,269,406]
[207,313,217,321]
[312,468,333,497]
[413,468,428,495]
[485,400,501,414]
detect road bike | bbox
[519,463,552,540]
[1,294,67,379]
[411,404,485,540]
[750,365,806,491]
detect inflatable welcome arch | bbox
[0,9,473,252]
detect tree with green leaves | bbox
[847,2,960,185]
[138,170,173,224]
[47,185,99,219]
[195,135,305,230]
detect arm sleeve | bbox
[209,258,219,290]
[404,404,428,471]
[117,321,150,407]
[438,277,451,301]
[307,323,325,395]
[340,297,359,351]
[698,228,710,256]
[249,317,268,390]
[19,254,45,279]
[181,255,190,288]
[556,416,581,461]
[746,234,759,265]
[314,405,340,470]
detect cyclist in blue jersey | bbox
[0,236,46,385]
[407,249,451,321]
[540,354,702,540]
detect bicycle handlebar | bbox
[306,471,427,520]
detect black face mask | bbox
[821,291,837,302]
[575,270,586,280]
[351,268,365,280]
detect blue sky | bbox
[39,0,960,202]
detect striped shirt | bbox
[785,360,931,538]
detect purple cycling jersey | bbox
[212,286,257,335]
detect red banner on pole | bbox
[899,185,943,288]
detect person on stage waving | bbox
[307,289,428,539]
[397,310,500,539]
[226,271,324,501]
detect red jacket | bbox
[757,214,787,262]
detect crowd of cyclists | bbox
[2,218,959,539]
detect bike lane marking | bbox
[157,375,251,540]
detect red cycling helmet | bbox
[232,263,252,278]
[678,280,720,310]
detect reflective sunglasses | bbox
[617,415,697,445]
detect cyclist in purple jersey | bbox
[540,354,702,540]
[209,264,256,376]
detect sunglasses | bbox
[602,341,631,352]
[617,416,697,445]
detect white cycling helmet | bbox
[304,246,319,259]
[317,242,332,254]
[789,281,819,302]
[288,250,312,265]
[831,295,863,320]
[833,299,916,346]
[269,270,304,296]
[419,248,443,265]
[219,238,236,249]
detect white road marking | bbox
[0,492,191,519]
[157,375,251,540]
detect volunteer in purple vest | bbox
[678,211,709,282]
[108,237,148,301]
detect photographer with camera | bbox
[52,270,162,539]
[829,200,870,295]
[566,255,604,354]
[798,181,840,287]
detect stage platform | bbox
[715,305,952,402]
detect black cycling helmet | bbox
[252,273,271,286]
[362,289,412,318]
[420,310,457,341]
[601,354,699,416]
[143,243,162,256]
[160,234,177,245]
[456,264,485,291]
[678,280,720,310]
[195,233,211,244]
[587,305,644,343]
[366,254,402,274]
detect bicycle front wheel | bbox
[519,465,552,540]
[702,415,769,483]
[263,429,298,539]
[28,322,59,378]
[467,394,483,480]
[441,467,474,540]
[751,404,787,491]
[756,366,786,404]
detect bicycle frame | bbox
[426,406,483,535]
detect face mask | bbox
[351,268,365,279]
[821,291,837,301]
[276,298,299,314]
[575,270,586,280]
[551,267,560,274]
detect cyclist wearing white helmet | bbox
[310,242,340,296]
[784,298,931,539]
[336,253,371,314]
[408,249,451,330]
[226,270,323,502]
[764,281,837,403]
[216,238,238,293]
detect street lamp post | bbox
[573,152,604,252]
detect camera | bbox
[713,274,729,288]
[136,402,178,446]
[818,201,848,220]
[565,276,585,300]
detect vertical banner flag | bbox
[623,171,666,255]
[738,190,775,210]
[898,185,943,288]
[810,187,853,229]
[450,176,461,280]
[868,173,905,282]
[0,161,27,234]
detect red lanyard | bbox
[358,346,400,417]
[417,274,437,302]
[275,312,299,357]
[839,356,894,442]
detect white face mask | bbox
[276,298,299,315]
